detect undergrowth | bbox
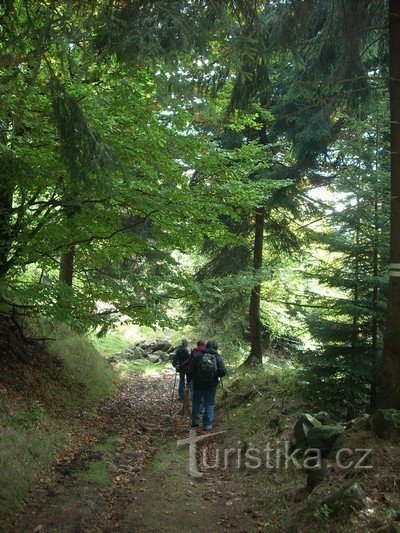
[221,357,302,440]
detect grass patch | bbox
[147,441,188,500]
[117,359,169,378]
[74,442,115,490]
[76,460,111,488]
[90,332,130,356]
[0,397,69,520]
[0,324,119,523]
[48,324,118,411]
[90,323,174,357]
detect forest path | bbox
[11,370,269,532]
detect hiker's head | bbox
[181,338,189,347]
[206,340,218,351]
[197,340,205,347]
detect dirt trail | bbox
[10,370,268,533]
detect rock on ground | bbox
[371,409,400,442]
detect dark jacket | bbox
[187,348,227,390]
[185,344,206,383]
[173,345,189,369]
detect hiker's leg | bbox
[189,381,193,401]
[202,387,217,430]
[191,389,203,426]
[199,394,205,415]
[178,372,185,399]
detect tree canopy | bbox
[1,0,399,411]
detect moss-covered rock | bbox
[389,509,400,522]
[293,414,321,449]
[329,431,348,457]
[371,409,400,442]
[322,483,367,514]
[306,425,344,453]
[349,415,372,432]
[313,411,333,425]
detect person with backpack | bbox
[187,340,206,383]
[172,338,190,401]
[187,340,227,431]
[190,340,206,358]
[187,340,206,413]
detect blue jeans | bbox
[192,387,217,430]
[178,372,186,399]
[189,382,204,414]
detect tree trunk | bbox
[347,209,360,421]
[244,207,265,366]
[0,174,13,278]
[378,0,400,409]
[0,123,14,278]
[370,141,380,411]
[59,247,75,286]
[58,197,77,288]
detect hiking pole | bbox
[220,379,230,423]
[169,371,178,415]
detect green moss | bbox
[76,460,111,488]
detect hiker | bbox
[187,340,227,431]
[187,340,206,413]
[190,340,206,359]
[172,338,190,401]
[187,339,206,384]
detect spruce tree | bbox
[302,106,390,416]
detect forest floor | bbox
[9,368,400,533]
[10,369,270,532]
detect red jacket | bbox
[190,344,206,357]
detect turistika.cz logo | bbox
[177,429,372,478]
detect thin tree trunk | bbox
[352,212,360,353]
[0,123,14,278]
[58,198,77,287]
[371,279,378,409]
[59,247,75,286]
[0,175,13,278]
[370,200,379,409]
[378,0,400,409]
[370,130,380,411]
[347,208,360,421]
[244,207,265,366]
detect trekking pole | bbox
[220,379,230,423]
[169,371,178,415]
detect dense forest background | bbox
[3,1,400,530]
[1,0,398,417]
